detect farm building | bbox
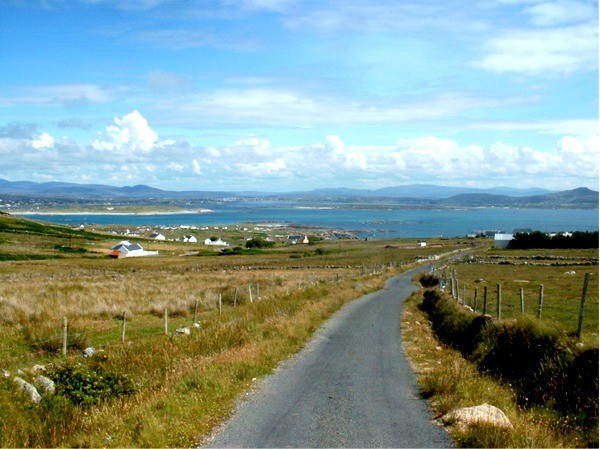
[287,235,309,244]
[110,241,158,258]
[204,237,228,246]
[494,233,514,248]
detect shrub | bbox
[245,237,275,249]
[22,324,89,354]
[50,363,137,407]
[418,273,439,288]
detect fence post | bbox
[249,285,253,303]
[483,286,488,315]
[164,308,169,335]
[121,311,127,343]
[234,287,238,307]
[218,294,222,316]
[576,273,591,340]
[496,284,502,320]
[537,285,544,319]
[520,288,525,314]
[193,299,199,324]
[62,317,68,356]
[473,287,478,311]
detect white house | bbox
[494,233,514,248]
[183,235,198,243]
[149,233,166,240]
[110,241,158,258]
[204,237,228,246]
[287,235,309,244]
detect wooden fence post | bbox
[537,285,544,319]
[164,308,169,335]
[576,273,591,340]
[218,294,222,316]
[193,299,199,324]
[520,288,525,314]
[483,286,488,315]
[496,284,502,320]
[62,317,68,356]
[234,287,238,307]
[121,311,127,343]
[473,287,478,311]
[249,285,253,304]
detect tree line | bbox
[508,231,599,249]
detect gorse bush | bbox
[418,277,598,432]
[50,363,137,407]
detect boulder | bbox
[82,347,97,358]
[442,403,513,432]
[13,377,42,404]
[34,375,55,395]
[176,327,191,335]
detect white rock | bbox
[176,327,191,335]
[192,322,202,328]
[34,375,55,395]
[82,347,97,358]
[442,403,513,431]
[13,377,42,404]
[30,364,46,373]
[1,370,10,378]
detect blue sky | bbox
[0,0,598,192]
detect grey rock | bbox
[442,403,513,431]
[82,347,97,358]
[34,375,55,395]
[13,377,42,404]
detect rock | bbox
[442,403,513,431]
[565,270,576,275]
[30,364,46,373]
[176,327,191,335]
[1,369,10,378]
[13,377,42,404]
[34,375,55,395]
[192,322,202,328]
[82,347,97,358]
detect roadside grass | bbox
[402,289,594,448]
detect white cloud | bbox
[192,159,202,175]
[0,84,119,107]
[31,132,55,150]
[92,110,158,154]
[478,23,597,75]
[524,0,596,26]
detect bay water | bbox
[21,206,599,239]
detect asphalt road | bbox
[203,266,452,448]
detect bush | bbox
[245,238,275,249]
[418,288,598,430]
[418,273,439,288]
[49,363,137,407]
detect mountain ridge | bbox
[0,179,597,209]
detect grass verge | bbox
[402,285,598,448]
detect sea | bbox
[20,205,599,240]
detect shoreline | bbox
[7,209,214,216]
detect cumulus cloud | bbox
[92,110,158,154]
[31,132,55,150]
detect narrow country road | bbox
[203,265,452,448]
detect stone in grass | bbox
[176,327,191,335]
[13,377,42,404]
[442,403,513,432]
[34,375,55,395]
[83,347,97,358]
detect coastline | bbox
[8,209,214,216]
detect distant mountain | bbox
[0,179,596,209]
[311,185,552,199]
[437,188,598,208]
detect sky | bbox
[0,0,598,193]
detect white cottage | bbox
[494,233,514,248]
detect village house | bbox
[110,241,158,258]
[204,237,228,246]
[179,235,198,243]
[287,235,309,244]
[494,233,514,248]
[149,232,165,240]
